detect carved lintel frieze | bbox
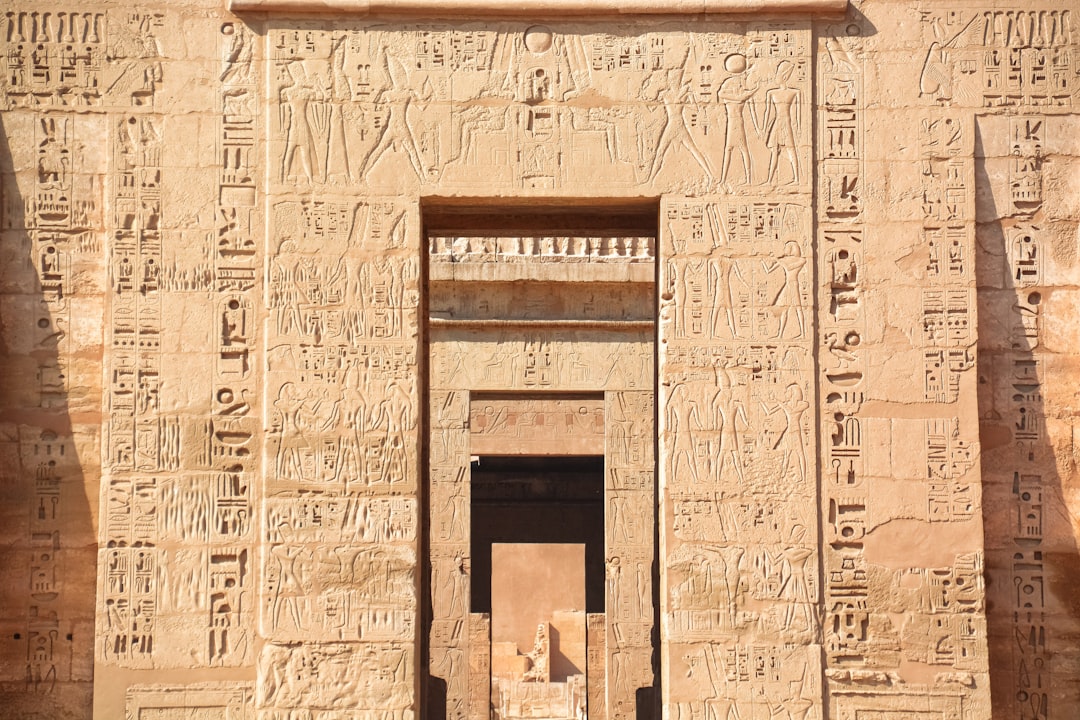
[230,0,847,16]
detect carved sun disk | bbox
[524,25,553,55]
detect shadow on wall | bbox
[0,114,97,717]
[974,117,1080,717]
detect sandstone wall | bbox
[0,1,1077,719]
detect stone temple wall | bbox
[0,1,1077,719]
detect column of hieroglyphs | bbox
[979,111,1056,720]
[468,613,491,719]
[959,4,1080,713]
[17,100,85,706]
[0,8,118,715]
[261,24,421,719]
[656,23,823,720]
[586,613,608,719]
[815,4,992,717]
[816,17,870,696]
[92,5,263,717]
[101,104,166,674]
[978,9,1079,717]
[208,11,260,676]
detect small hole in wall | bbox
[67,634,73,641]
[13,633,21,640]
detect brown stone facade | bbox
[0,1,1078,718]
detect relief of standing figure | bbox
[762,60,801,185]
[279,62,325,183]
[717,52,760,187]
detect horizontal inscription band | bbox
[430,317,656,329]
[230,0,847,16]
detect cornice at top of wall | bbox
[229,0,847,16]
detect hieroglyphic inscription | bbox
[919,9,1077,108]
[16,106,104,692]
[22,431,75,693]
[257,642,413,717]
[0,10,163,110]
[669,643,820,720]
[664,201,811,343]
[587,613,607,719]
[100,112,168,669]
[1009,116,1044,214]
[205,21,260,670]
[820,23,862,220]
[469,614,491,719]
[925,418,978,523]
[470,396,604,455]
[920,113,976,405]
[100,103,257,671]
[433,331,653,394]
[974,110,1052,719]
[430,235,654,264]
[1003,123,1050,717]
[817,24,870,676]
[97,17,261,676]
[126,682,254,719]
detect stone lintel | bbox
[429,262,655,284]
[229,0,847,16]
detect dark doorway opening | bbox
[470,455,606,614]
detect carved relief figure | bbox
[648,68,715,184]
[271,382,316,482]
[919,14,982,103]
[279,62,324,183]
[667,378,704,485]
[711,363,747,483]
[762,61,801,185]
[766,241,808,340]
[717,53,759,187]
[357,46,430,181]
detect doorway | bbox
[424,200,658,720]
[470,455,606,617]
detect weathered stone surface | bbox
[1,1,1078,718]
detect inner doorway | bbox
[424,200,658,720]
[470,455,606,617]
[472,455,603,719]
